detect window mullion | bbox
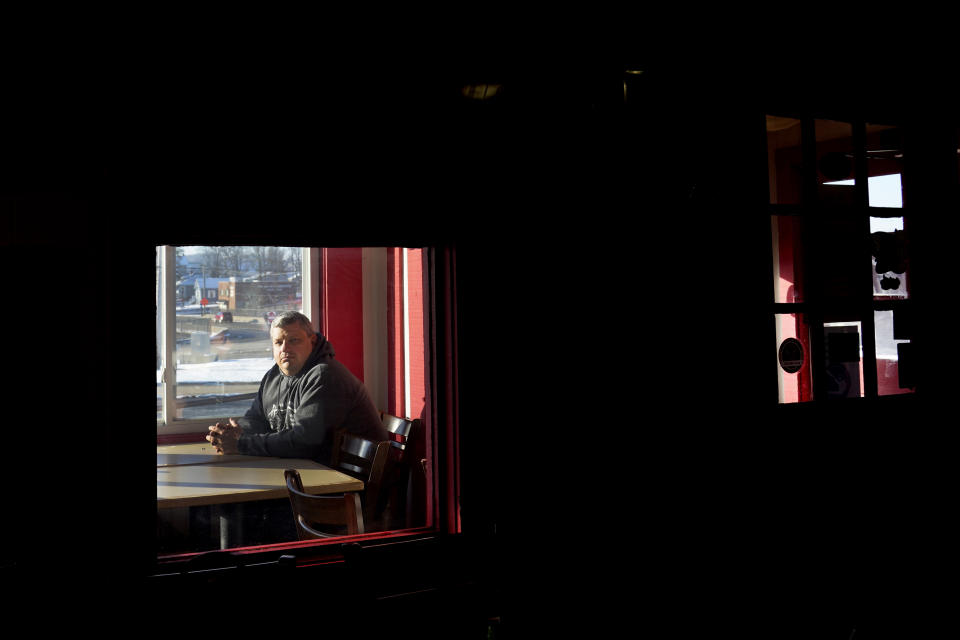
[160,245,178,423]
[854,121,880,398]
[302,247,321,334]
[800,116,818,207]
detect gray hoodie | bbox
[236,334,387,463]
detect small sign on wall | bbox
[778,337,804,373]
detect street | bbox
[160,315,276,421]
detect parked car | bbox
[216,310,233,323]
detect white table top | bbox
[157,441,272,467]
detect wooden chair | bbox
[381,413,419,462]
[379,413,426,528]
[331,429,391,528]
[284,469,364,539]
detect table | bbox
[157,442,256,467]
[157,442,364,548]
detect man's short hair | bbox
[271,311,315,336]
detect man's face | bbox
[271,324,318,376]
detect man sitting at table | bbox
[206,311,388,464]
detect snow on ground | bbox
[177,303,223,314]
[158,358,274,384]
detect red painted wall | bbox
[321,246,425,418]
[320,247,365,381]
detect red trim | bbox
[155,526,439,566]
[387,247,404,415]
[446,247,461,533]
[385,248,426,421]
[407,248,426,422]
[427,246,460,534]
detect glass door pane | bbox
[874,309,915,396]
[775,313,814,403]
[771,215,806,303]
[816,119,857,207]
[871,216,909,300]
[823,320,864,399]
[866,123,905,208]
[766,115,803,205]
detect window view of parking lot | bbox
[157,246,304,422]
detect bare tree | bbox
[202,246,227,277]
[174,246,187,279]
[250,246,296,279]
[197,245,296,279]
[266,246,286,276]
[251,246,268,279]
[286,247,302,279]
[221,246,247,276]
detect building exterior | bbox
[217,276,300,313]
[194,277,228,304]
[175,275,229,305]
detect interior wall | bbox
[320,248,365,380]
[362,247,389,411]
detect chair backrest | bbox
[331,430,390,523]
[377,413,429,529]
[380,413,420,462]
[284,469,364,539]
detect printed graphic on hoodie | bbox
[266,402,294,432]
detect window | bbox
[766,116,915,402]
[156,245,434,556]
[157,246,306,429]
